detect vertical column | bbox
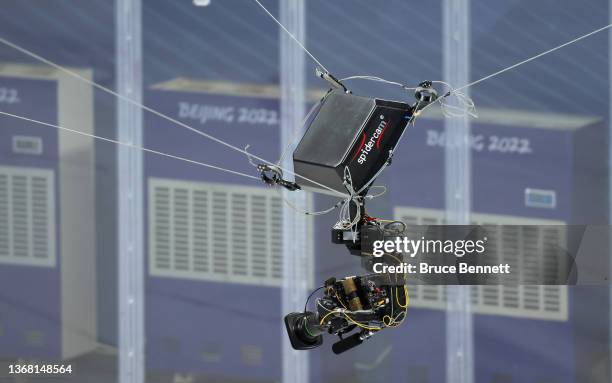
[280,1,309,383]
[443,1,474,383]
[609,1,612,380]
[116,1,144,383]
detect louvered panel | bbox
[269,198,283,279]
[212,191,229,275]
[152,186,171,270]
[230,193,248,276]
[173,188,190,272]
[394,206,568,321]
[12,175,28,258]
[0,173,9,258]
[148,178,311,287]
[0,166,55,267]
[31,176,50,259]
[250,195,268,278]
[192,190,209,273]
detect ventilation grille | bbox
[24,329,45,347]
[395,206,568,321]
[148,178,308,286]
[201,341,222,363]
[240,344,263,366]
[0,166,55,268]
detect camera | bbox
[284,273,407,354]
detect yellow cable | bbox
[335,291,348,310]
[319,310,339,326]
[362,250,407,282]
[383,315,394,326]
[319,255,411,330]
[396,285,409,308]
[343,313,381,331]
[319,308,381,331]
[335,287,382,330]
[383,314,406,328]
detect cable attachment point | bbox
[256,164,301,191]
[316,67,350,93]
[414,81,438,105]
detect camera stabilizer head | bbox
[285,271,408,354]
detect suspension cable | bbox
[0,110,260,180]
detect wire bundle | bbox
[431,80,477,118]
[342,75,477,120]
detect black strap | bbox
[257,164,301,191]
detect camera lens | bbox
[296,312,323,342]
[284,312,323,350]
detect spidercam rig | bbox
[256,70,438,354]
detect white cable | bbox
[366,185,387,199]
[280,190,343,216]
[356,158,392,195]
[455,23,612,92]
[0,110,260,180]
[341,75,417,91]
[340,75,476,120]
[337,167,362,235]
[277,100,320,166]
[280,183,386,218]
[251,0,330,74]
[430,80,477,119]
[2,18,607,201]
[0,36,347,198]
[340,24,612,118]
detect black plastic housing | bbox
[284,312,323,350]
[293,90,413,194]
[332,333,363,354]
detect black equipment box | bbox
[293,90,413,194]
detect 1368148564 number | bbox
[8,364,73,374]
